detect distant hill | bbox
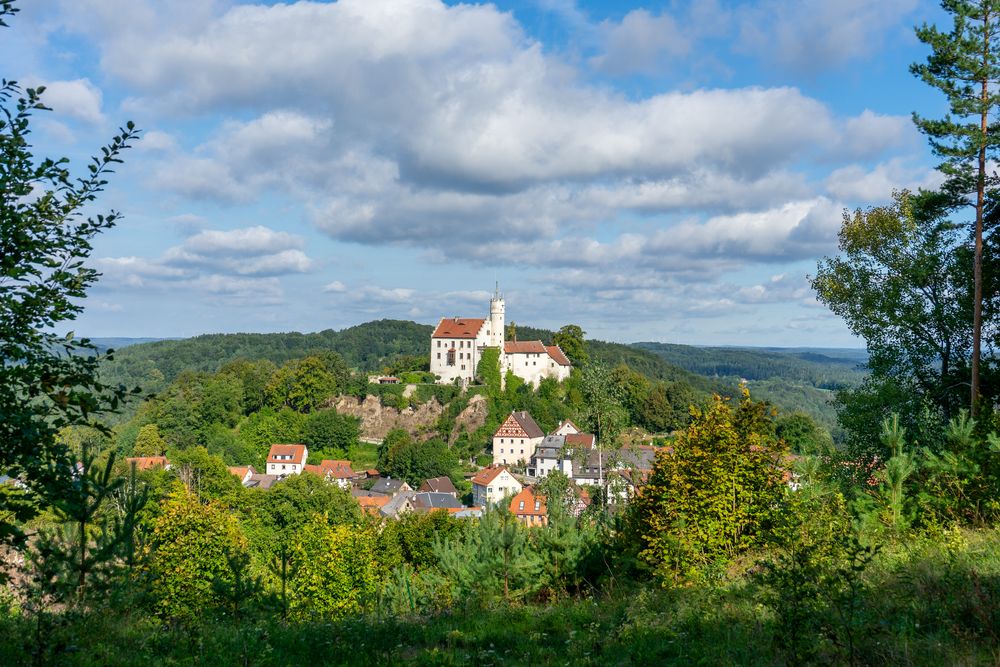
[631,342,867,389]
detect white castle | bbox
[430,287,572,387]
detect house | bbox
[429,287,572,388]
[228,465,257,486]
[357,495,390,515]
[244,473,279,489]
[509,486,548,527]
[303,459,356,489]
[471,466,523,507]
[527,432,597,478]
[266,444,308,477]
[550,420,582,436]
[380,492,416,519]
[411,492,463,511]
[492,411,545,466]
[126,456,171,471]
[418,476,458,497]
[370,477,413,497]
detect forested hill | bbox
[99,320,432,391]
[631,342,868,389]
[99,320,723,396]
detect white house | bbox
[527,432,597,479]
[266,444,308,477]
[471,466,523,507]
[492,411,545,466]
[430,288,571,388]
[550,420,582,436]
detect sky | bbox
[4,0,953,346]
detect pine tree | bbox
[911,0,1000,414]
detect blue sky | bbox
[5,0,952,345]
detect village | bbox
[126,409,660,525]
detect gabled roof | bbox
[267,444,307,465]
[510,487,547,517]
[493,411,545,440]
[545,345,571,366]
[411,492,463,510]
[126,456,170,471]
[504,340,547,354]
[471,465,509,486]
[419,476,457,495]
[432,318,486,339]
[245,473,279,489]
[380,493,415,517]
[550,420,582,436]
[370,477,412,495]
[565,433,596,448]
[357,496,390,514]
[228,465,256,481]
[304,459,355,479]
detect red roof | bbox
[304,459,355,479]
[510,487,547,517]
[471,465,509,486]
[357,496,390,514]
[433,318,486,339]
[504,340,547,354]
[267,444,306,465]
[228,465,255,480]
[126,456,169,471]
[565,433,596,448]
[493,411,545,440]
[545,345,571,366]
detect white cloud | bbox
[590,9,691,76]
[825,158,943,202]
[35,78,104,124]
[136,130,177,152]
[735,0,919,72]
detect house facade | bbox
[492,411,545,466]
[510,486,547,527]
[266,444,308,477]
[471,466,523,507]
[430,288,571,388]
[303,459,355,489]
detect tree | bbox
[170,446,242,500]
[132,424,167,456]
[580,362,627,447]
[302,409,360,459]
[146,491,247,622]
[911,1,1000,413]
[629,388,788,582]
[266,356,338,413]
[812,191,972,456]
[0,2,139,552]
[552,324,589,366]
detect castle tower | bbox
[489,283,505,348]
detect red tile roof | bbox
[510,487,547,517]
[545,345,571,366]
[432,318,486,339]
[504,340,547,354]
[419,476,458,494]
[304,459,355,479]
[228,465,255,480]
[565,433,596,448]
[267,444,306,465]
[471,465,509,486]
[357,496,390,514]
[126,456,169,471]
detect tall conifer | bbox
[911,0,1000,414]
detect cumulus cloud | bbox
[824,159,943,202]
[590,9,691,76]
[35,78,104,124]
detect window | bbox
[534,500,540,511]
[447,349,456,366]
[282,464,286,470]
[519,501,524,510]
[461,364,466,370]
[437,341,441,347]
[436,352,440,359]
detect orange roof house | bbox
[126,456,170,471]
[510,487,547,527]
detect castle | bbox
[429,288,572,387]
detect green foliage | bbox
[378,431,458,487]
[475,346,501,395]
[146,491,247,622]
[170,446,242,501]
[0,43,139,549]
[131,424,166,456]
[630,389,789,581]
[266,356,338,413]
[775,411,834,455]
[236,407,305,467]
[552,324,588,366]
[289,517,380,619]
[302,409,360,460]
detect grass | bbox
[4,529,1000,665]
[347,441,379,470]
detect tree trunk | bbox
[973,27,990,417]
